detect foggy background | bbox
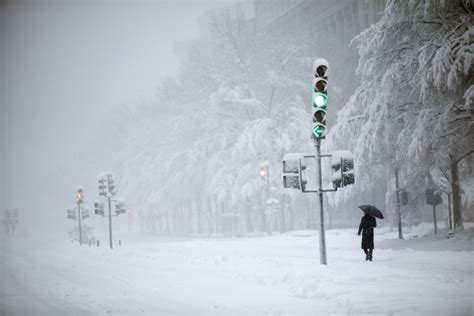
[1,0,472,240]
[1,0,236,238]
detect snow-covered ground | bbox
[1,224,473,315]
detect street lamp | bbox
[259,167,266,178]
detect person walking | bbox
[358,211,377,261]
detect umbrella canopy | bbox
[358,205,384,219]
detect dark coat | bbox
[358,214,376,249]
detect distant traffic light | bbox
[399,190,408,206]
[98,177,107,197]
[426,189,442,206]
[115,202,126,215]
[67,209,76,220]
[312,58,329,139]
[81,209,90,219]
[107,175,116,196]
[94,201,105,216]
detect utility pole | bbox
[77,199,83,246]
[315,138,327,265]
[447,193,452,230]
[259,164,271,235]
[394,168,404,239]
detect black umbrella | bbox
[358,205,384,219]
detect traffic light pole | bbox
[108,195,113,249]
[77,201,83,246]
[315,138,327,265]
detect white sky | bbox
[1,0,238,235]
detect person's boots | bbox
[369,249,373,261]
[364,249,369,261]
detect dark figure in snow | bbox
[358,213,377,261]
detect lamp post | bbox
[260,164,271,235]
[76,188,84,246]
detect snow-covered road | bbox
[1,226,473,315]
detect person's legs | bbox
[368,249,373,261]
[363,249,369,260]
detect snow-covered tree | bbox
[328,0,473,229]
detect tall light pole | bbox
[96,173,125,249]
[76,188,84,246]
[260,164,271,235]
[314,139,327,264]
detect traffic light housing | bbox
[67,209,76,220]
[399,190,408,206]
[312,58,329,139]
[426,189,442,206]
[82,209,90,219]
[331,151,355,189]
[115,202,126,215]
[98,177,107,196]
[282,153,307,192]
[94,201,105,216]
[107,175,116,196]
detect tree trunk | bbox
[450,154,464,229]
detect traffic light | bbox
[107,174,116,196]
[67,209,76,220]
[282,153,307,191]
[115,202,126,215]
[82,209,90,219]
[312,58,329,139]
[331,151,355,189]
[98,177,107,196]
[426,189,442,206]
[399,190,408,206]
[94,202,105,216]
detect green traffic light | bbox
[313,92,327,108]
[312,124,325,138]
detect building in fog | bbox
[253,0,386,44]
